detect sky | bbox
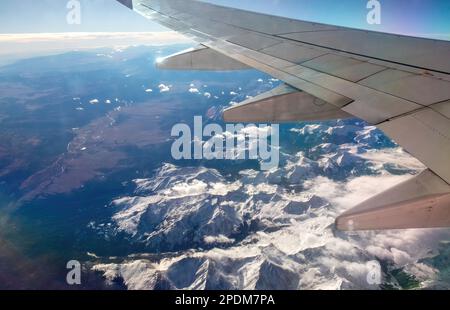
[0,0,448,38]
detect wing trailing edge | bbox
[336,169,450,231]
[223,84,351,123]
[156,45,250,71]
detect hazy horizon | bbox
[0,0,448,38]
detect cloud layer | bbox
[0,31,189,64]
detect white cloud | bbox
[359,148,424,171]
[239,125,275,137]
[302,174,412,213]
[158,84,171,93]
[188,87,200,94]
[169,180,208,197]
[204,235,235,245]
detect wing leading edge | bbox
[116,0,450,231]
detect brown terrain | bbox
[19,101,180,200]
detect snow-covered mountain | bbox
[90,121,450,290]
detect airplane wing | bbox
[116,0,450,231]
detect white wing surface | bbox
[117,0,450,230]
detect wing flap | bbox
[359,69,450,106]
[431,100,450,119]
[223,84,351,123]
[284,65,423,122]
[301,53,387,83]
[156,45,250,70]
[378,108,450,184]
[336,169,450,231]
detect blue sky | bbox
[0,0,449,39]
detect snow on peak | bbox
[90,120,445,290]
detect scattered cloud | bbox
[204,235,235,245]
[158,84,171,93]
[188,87,200,94]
